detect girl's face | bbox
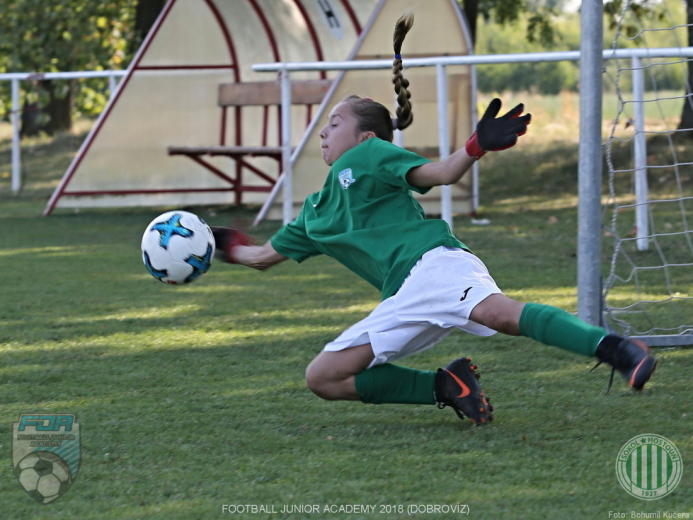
[319,102,374,166]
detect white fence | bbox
[0,70,127,193]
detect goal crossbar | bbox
[252,48,693,72]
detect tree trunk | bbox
[41,80,73,135]
[133,0,167,52]
[20,99,41,138]
[19,79,73,136]
[461,0,478,47]
[677,0,693,134]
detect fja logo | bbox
[615,434,683,500]
[338,168,355,189]
[12,414,81,505]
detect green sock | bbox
[519,303,607,357]
[354,364,436,405]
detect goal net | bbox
[602,0,693,345]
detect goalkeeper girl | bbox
[213,14,657,426]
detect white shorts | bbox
[323,246,502,368]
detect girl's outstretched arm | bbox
[406,98,531,189]
[212,227,288,271]
[233,241,288,271]
[405,147,475,188]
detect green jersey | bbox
[271,138,470,300]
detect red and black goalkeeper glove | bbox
[210,227,254,264]
[465,98,531,160]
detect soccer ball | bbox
[14,451,73,504]
[141,210,215,285]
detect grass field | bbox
[0,93,691,519]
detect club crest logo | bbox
[338,168,355,189]
[12,414,81,505]
[615,434,683,500]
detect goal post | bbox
[577,0,604,327]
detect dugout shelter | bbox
[45,0,475,219]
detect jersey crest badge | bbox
[338,168,355,189]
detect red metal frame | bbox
[204,0,240,82]
[167,148,282,204]
[45,0,366,214]
[248,0,281,62]
[220,106,228,145]
[62,187,269,196]
[44,0,179,215]
[136,64,236,70]
[339,0,362,34]
[292,0,327,80]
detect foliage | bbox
[475,9,581,94]
[0,0,136,72]
[475,0,566,45]
[604,0,666,38]
[477,60,579,94]
[476,0,688,94]
[0,0,138,122]
[602,0,688,94]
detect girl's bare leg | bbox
[469,293,525,336]
[305,344,375,400]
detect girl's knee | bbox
[305,348,372,400]
[472,295,523,335]
[305,363,335,400]
[305,378,340,401]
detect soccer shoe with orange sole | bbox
[435,357,494,426]
[593,334,657,392]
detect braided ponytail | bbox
[339,12,415,142]
[392,12,414,131]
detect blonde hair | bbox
[342,12,415,142]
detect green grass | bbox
[0,103,691,520]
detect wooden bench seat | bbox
[168,146,287,157]
[168,79,330,205]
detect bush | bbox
[476,61,578,95]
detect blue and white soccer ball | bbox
[141,210,215,285]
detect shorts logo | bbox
[338,168,355,189]
[615,434,683,500]
[460,287,472,301]
[12,414,81,505]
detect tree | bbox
[0,0,137,134]
[132,0,166,54]
[460,0,561,47]
[604,0,692,136]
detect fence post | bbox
[11,78,21,194]
[577,0,604,325]
[632,56,649,251]
[281,67,293,225]
[436,63,452,227]
[108,73,118,100]
[470,65,479,214]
